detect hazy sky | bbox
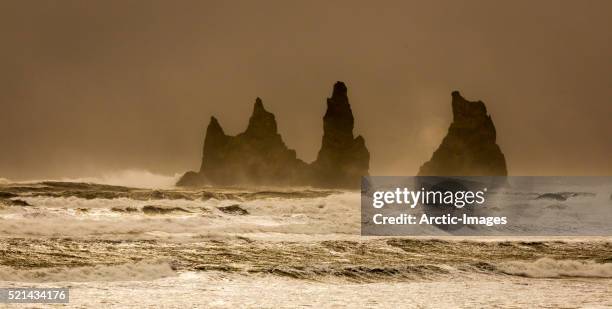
[1,0,611,180]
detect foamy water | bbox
[3,271,610,308]
[0,179,611,308]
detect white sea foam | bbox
[15,196,211,210]
[4,170,181,189]
[3,188,611,239]
[6,272,611,308]
[0,193,360,238]
[1,180,611,307]
[498,258,612,278]
[59,169,182,189]
[0,260,176,282]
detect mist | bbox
[1,0,611,180]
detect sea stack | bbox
[311,82,370,187]
[177,98,308,186]
[418,91,507,176]
[177,82,369,188]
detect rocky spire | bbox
[312,81,370,188]
[245,97,278,138]
[178,97,309,187]
[322,82,354,143]
[418,91,507,176]
[200,116,229,173]
[177,83,370,188]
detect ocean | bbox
[0,177,611,308]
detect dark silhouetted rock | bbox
[311,82,370,188]
[177,98,309,187]
[418,91,507,176]
[176,171,203,187]
[217,204,249,215]
[177,82,369,189]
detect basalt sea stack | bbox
[311,82,370,187]
[177,82,369,188]
[177,98,309,186]
[418,91,507,176]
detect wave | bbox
[497,258,612,278]
[238,264,451,281]
[1,237,611,283]
[59,170,182,189]
[1,180,339,202]
[0,260,176,282]
[0,192,360,238]
[1,170,181,189]
[535,192,596,201]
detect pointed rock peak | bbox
[207,116,226,136]
[209,116,219,125]
[246,97,278,136]
[323,81,354,136]
[253,97,265,113]
[314,80,368,188]
[451,90,488,122]
[251,97,271,118]
[332,81,348,99]
[418,91,506,176]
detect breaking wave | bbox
[497,258,612,278]
[1,180,611,285]
[58,170,182,189]
[0,260,176,282]
[0,191,360,238]
[3,170,181,189]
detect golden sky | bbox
[1,0,611,179]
